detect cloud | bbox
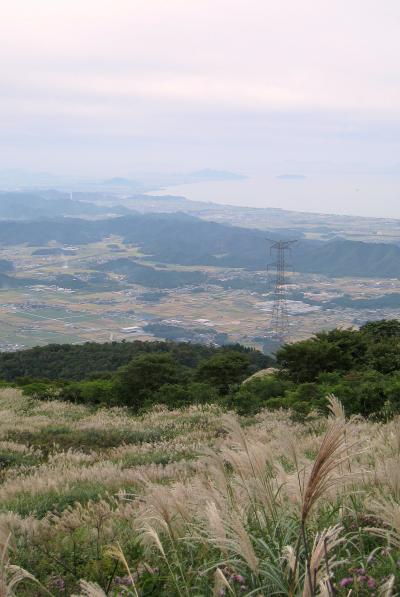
[1,0,400,175]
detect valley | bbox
[1,234,400,352]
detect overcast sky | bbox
[1,1,400,185]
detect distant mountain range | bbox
[99,169,247,190]
[0,192,129,220]
[1,212,400,278]
[2,189,399,246]
[0,168,246,192]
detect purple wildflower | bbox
[114,575,134,586]
[48,576,66,591]
[339,577,353,587]
[355,568,365,575]
[233,574,245,583]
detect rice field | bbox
[1,388,400,595]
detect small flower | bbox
[233,574,245,583]
[114,575,135,586]
[355,568,365,575]
[339,577,353,587]
[358,575,368,583]
[48,576,66,591]
[367,576,377,589]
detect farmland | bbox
[2,238,400,353]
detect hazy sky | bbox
[2,1,400,185]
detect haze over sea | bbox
[154,173,400,219]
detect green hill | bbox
[1,212,400,277]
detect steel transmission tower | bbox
[267,239,297,344]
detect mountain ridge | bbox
[1,212,400,278]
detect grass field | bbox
[0,389,400,595]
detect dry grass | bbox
[0,389,400,595]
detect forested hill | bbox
[0,192,128,219]
[0,340,271,382]
[1,212,400,277]
[6,320,400,419]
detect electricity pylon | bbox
[267,239,297,345]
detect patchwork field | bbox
[2,239,400,352]
[1,389,400,595]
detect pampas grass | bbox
[2,389,400,594]
[72,581,107,597]
[0,521,46,597]
[300,399,351,524]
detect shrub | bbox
[195,351,250,394]
[21,382,60,401]
[117,353,188,409]
[226,376,292,414]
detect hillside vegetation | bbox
[1,390,400,595]
[0,340,269,383]
[1,321,400,594]
[6,320,400,419]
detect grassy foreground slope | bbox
[1,389,400,595]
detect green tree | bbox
[116,353,186,409]
[277,338,345,383]
[187,382,218,404]
[227,375,291,415]
[276,328,369,383]
[195,351,250,394]
[361,319,400,340]
[152,382,217,409]
[79,380,117,405]
[21,382,60,401]
[366,339,400,374]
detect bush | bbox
[77,380,118,406]
[196,351,251,394]
[152,382,219,409]
[226,376,292,415]
[21,382,60,401]
[276,331,366,383]
[117,353,188,409]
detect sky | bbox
[1,0,400,214]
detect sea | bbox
[151,173,400,219]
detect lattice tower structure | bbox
[268,239,297,344]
